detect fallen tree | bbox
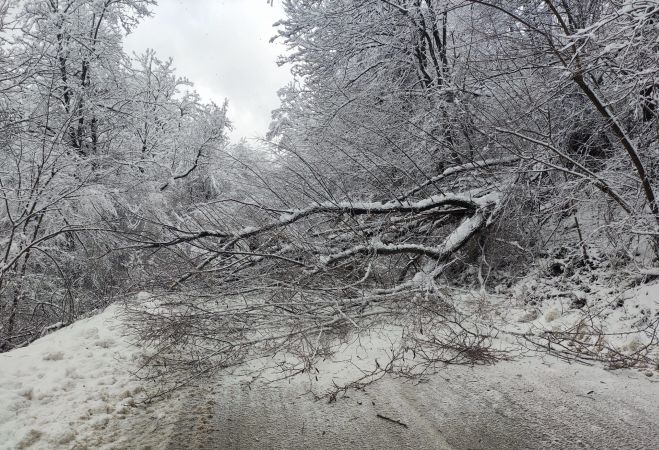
[120,158,517,394]
[130,183,506,292]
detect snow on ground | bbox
[157,283,659,449]
[164,327,659,449]
[0,300,180,450]
[1,281,658,449]
[482,262,659,370]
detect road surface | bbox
[161,357,659,449]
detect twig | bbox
[376,413,408,428]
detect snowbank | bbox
[0,302,178,450]
[502,273,659,365]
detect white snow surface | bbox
[161,311,659,449]
[0,301,180,450]
[501,271,659,356]
[1,285,658,449]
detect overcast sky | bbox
[123,0,291,141]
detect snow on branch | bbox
[142,189,500,250]
[158,189,505,289]
[399,157,519,201]
[320,208,489,274]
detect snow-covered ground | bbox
[1,283,658,449]
[498,264,659,367]
[0,303,181,450]
[164,353,659,449]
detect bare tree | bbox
[0,0,230,351]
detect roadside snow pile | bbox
[497,259,659,371]
[0,300,179,450]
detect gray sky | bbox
[123,0,291,141]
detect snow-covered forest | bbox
[1,0,658,448]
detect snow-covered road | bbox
[2,301,658,449]
[163,358,659,450]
